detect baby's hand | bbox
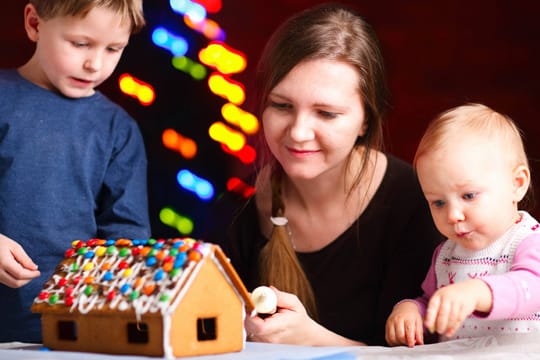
[385,301,424,347]
[424,279,492,337]
[0,233,40,288]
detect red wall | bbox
[2,1,539,231]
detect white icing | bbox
[33,238,203,317]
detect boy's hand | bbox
[386,300,424,347]
[424,279,492,337]
[0,233,40,288]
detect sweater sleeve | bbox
[412,243,444,316]
[95,113,151,239]
[480,234,540,319]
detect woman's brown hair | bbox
[255,3,389,319]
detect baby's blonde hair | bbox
[414,103,529,171]
[29,0,145,33]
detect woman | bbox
[206,3,442,346]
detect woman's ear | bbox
[512,164,530,203]
[23,3,41,42]
[359,120,368,137]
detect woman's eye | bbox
[432,200,445,208]
[269,101,290,110]
[318,110,338,119]
[463,193,476,200]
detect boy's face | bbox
[26,5,131,98]
[416,134,523,251]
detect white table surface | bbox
[2,333,540,359]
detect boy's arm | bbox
[96,116,151,239]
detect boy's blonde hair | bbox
[29,0,145,33]
[415,103,529,170]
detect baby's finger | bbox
[424,296,440,333]
[405,323,416,347]
[434,301,452,334]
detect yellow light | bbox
[118,73,155,106]
[221,103,259,134]
[208,73,245,105]
[208,121,245,151]
[199,41,246,74]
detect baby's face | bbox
[31,6,131,98]
[416,135,521,250]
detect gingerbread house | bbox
[31,238,255,358]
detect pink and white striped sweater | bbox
[414,211,540,340]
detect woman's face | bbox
[262,59,366,181]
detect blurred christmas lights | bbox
[118,73,155,106]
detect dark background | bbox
[2,1,539,238]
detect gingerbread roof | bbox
[32,238,254,316]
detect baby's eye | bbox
[463,192,477,200]
[107,46,124,53]
[431,200,445,208]
[71,41,88,48]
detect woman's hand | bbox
[245,286,364,346]
[0,233,40,287]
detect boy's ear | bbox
[512,164,530,203]
[23,4,41,42]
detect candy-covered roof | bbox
[32,238,254,316]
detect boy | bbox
[0,0,150,342]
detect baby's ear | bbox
[512,164,530,202]
[23,3,41,42]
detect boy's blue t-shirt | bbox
[0,69,151,342]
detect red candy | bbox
[64,248,75,258]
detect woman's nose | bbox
[289,113,315,141]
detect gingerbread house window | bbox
[127,322,149,344]
[197,317,217,341]
[57,320,77,341]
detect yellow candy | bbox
[95,246,106,257]
[83,262,94,271]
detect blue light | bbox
[170,0,207,22]
[170,0,189,13]
[151,27,188,56]
[186,3,207,23]
[177,169,214,201]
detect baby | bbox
[386,103,540,346]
